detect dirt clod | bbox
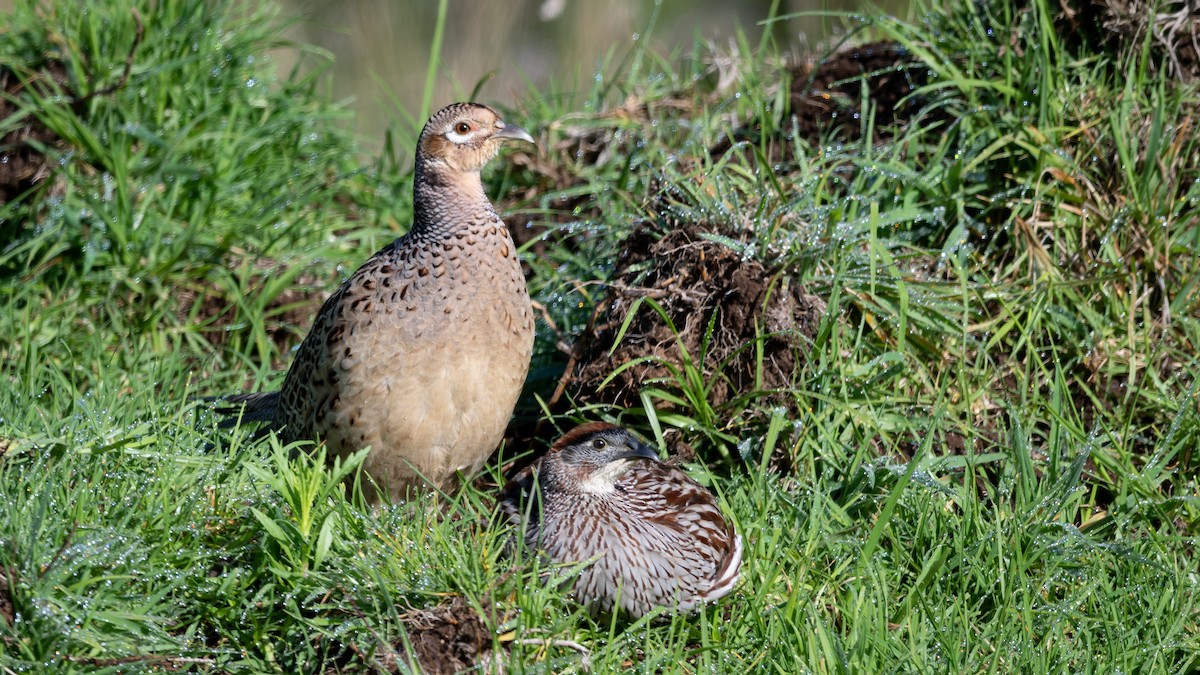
[790,40,932,142]
[0,568,14,628]
[571,221,826,421]
[708,41,935,168]
[391,596,493,674]
[0,61,69,205]
[1062,0,1200,83]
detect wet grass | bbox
[1,0,1198,672]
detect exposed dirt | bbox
[0,61,69,206]
[390,597,494,674]
[1060,0,1200,83]
[710,40,933,163]
[789,40,933,142]
[0,567,14,628]
[567,220,826,421]
[323,596,497,674]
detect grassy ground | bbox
[1,0,1198,672]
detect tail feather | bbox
[211,391,280,429]
[702,528,743,604]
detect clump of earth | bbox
[569,221,826,420]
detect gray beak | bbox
[494,122,535,145]
[616,440,660,462]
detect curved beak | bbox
[494,122,535,145]
[616,440,660,462]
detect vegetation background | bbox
[0,0,1197,672]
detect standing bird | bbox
[500,423,742,618]
[217,102,536,502]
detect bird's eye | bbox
[591,438,607,450]
[454,122,471,134]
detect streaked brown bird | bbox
[217,102,536,502]
[500,423,742,618]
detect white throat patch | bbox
[578,460,631,494]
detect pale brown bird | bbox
[218,102,536,501]
[500,423,743,618]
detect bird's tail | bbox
[210,391,280,429]
[702,527,743,604]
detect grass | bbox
[1,0,1198,672]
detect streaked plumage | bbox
[500,423,742,617]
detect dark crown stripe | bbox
[550,422,620,453]
[420,101,494,139]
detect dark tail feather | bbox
[191,391,281,451]
[209,391,280,429]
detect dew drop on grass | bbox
[736,437,755,462]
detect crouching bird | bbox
[500,423,743,618]
[216,102,536,502]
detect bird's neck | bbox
[411,159,494,237]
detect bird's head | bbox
[542,423,660,495]
[417,102,534,174]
